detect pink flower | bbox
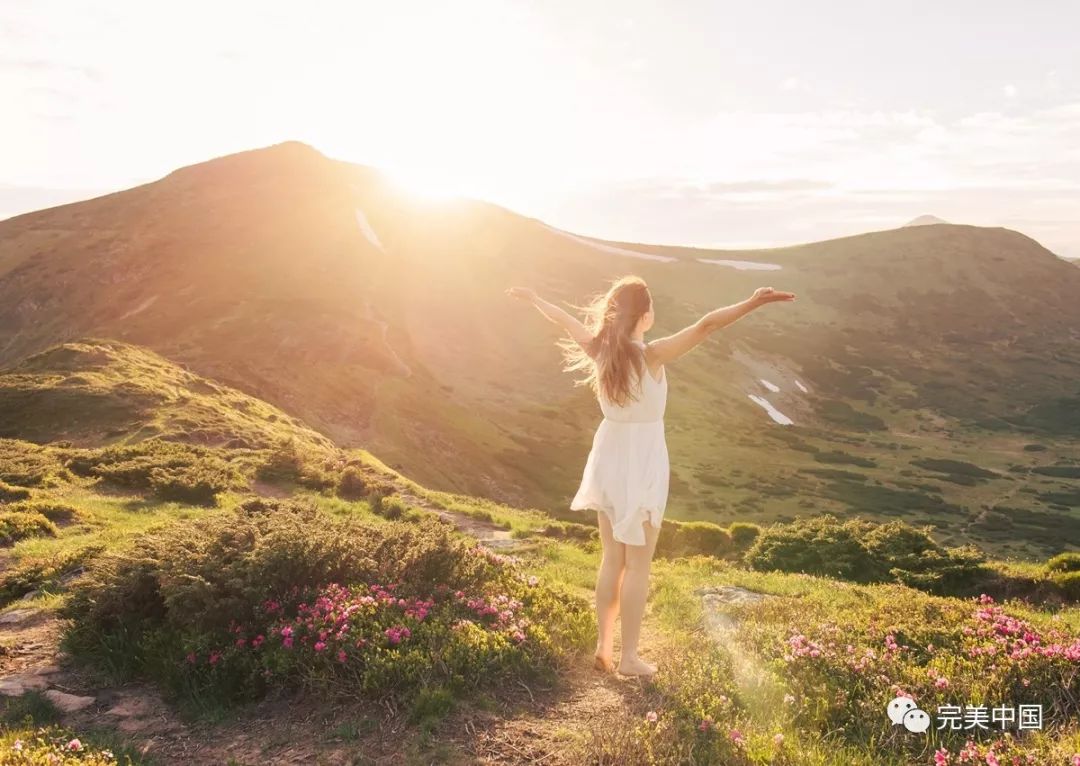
[337,649,347,663]
[698,717,712,732]
[1071,756,1080,766]
[985,753,999,766]
[314,641,327,652]
[282,636,294,649]
[934,677,950,689]
[67,739,83,752]
[185,652,197,664]
[235,638,246,648]
[208,651,221,665]
[12,740,23,752]
[645,711,658,723]
[527,575,539,587]
[729,729,744,745]
[251,635,265,649]
[773,732,784,746]
[935,749,950,766]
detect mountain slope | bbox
[1,143,1079,556]
[0,338,333,452]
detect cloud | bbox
[0,55,101,80]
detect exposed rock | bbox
[106,696,156,718]
[0,672,51,696]
[695,585,771,637]
[44,689,96,712]
[0,608,41,625]
[694,585,769,605]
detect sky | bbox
[3,0,1080,257]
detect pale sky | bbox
[3,0,1080,257]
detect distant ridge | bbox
[904,214,950,227]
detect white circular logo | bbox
[887,696,917,725]
[902,708,931,733]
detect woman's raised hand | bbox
[751,286,797,305]
[506,286,538,302]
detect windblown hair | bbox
[559,275,652,406]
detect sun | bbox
[381,162,479,203]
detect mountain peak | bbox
[904,214,950,227]
[164,141,332,186]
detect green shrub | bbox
[0,511,58,546]
[1052,571,1080,601]
[744,515,990,595]
[727,522,761,551]
[256,440,335,490]
[745,515,880,582]
[373,494,407,520]
[67,441,238,504]
[657,520,732,558]
[0,545,103,607]
[1031,465,1080,479]
[540,521,597,542]
[0,479,32,502]
[148,464,232,506]
[911,458,997,479]
[336,466,367,500]
[62,500,590,707]
[5,500,83,525]
[1,690,62,727]
[812,450,876,468]
[0,439,67,488]
[1045,551,1080,574]
[255,440,305,482]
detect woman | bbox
[507,276,795,676]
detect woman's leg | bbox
[617,519,661,676]
[594,510,625,669]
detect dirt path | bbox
[0,495,668,765]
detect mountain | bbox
[2,143,1079,556]
[904,214,950,226]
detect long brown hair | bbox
[560,276,652,406]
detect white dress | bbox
[570,340,670,545]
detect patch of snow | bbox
[355,209,385,252]
[545,225,677,263]
[760,378,780,393]
[117,295,158,322]
[747,394,794,425]
[795,379,809,393]
[697,258,781,271]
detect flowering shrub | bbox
[737,588,1080,760]
[0,726,134,764]
[176,571,569,702]
[62,500,590,707]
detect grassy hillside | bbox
[0,339,334,453]
[1,144,1079,558]
[0,349,1076,765]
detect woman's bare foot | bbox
[593,654,614,672]
[617,656,657,677]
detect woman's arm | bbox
[506,287,594,348]
[647,287,796,365]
